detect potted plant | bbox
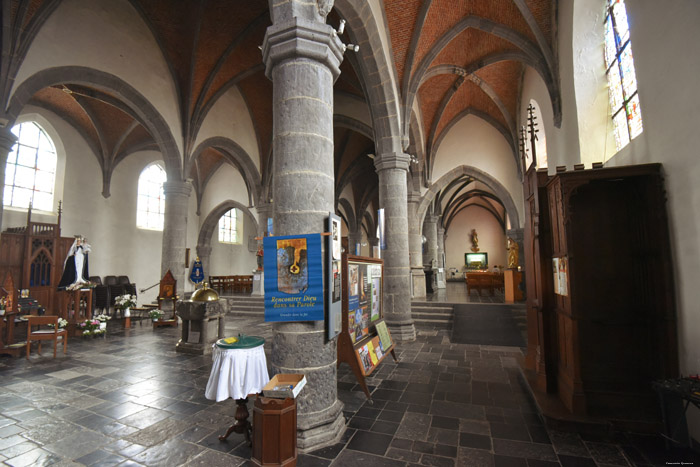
[114,294,137,317]
[149,309,164,322]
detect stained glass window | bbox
[136,163,166,230]
[605,0,642,150]
[4,122,56,211]
[218,209,240,244]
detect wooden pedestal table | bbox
[204,335,269,445]
[504,269,523,303]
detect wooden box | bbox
[252,396,296,466]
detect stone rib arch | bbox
[403,16,560,137]
[6,66,183,181]
[337,198,357,234]
[189,136,262,208]
[418,165,520,230]
[334,0,403,155]
[196,200,259,276]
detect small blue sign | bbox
[190,257,204,284]
[264,234,324,322]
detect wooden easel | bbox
[337,254,397,400]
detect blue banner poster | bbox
[264,234,324,322]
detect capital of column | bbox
[0,127,18,158]
[196,245,212,258]
[437,227,445,236]
[407,191,421,205]
[163,180,192,198]
[374,152,410,172]
[262,17,345,82]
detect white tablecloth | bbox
[205,344,270,401]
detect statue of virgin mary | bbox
[58,235,91,290]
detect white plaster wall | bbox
[431,115,524,225]
[13,0,182,155]
[570,0,617,166]
[193,87,260,171]
[597,0,700,441]
[444,206,506,273]
[198,164,256,276]
[199,165,250,217]
[548,0,583,169]
[207,210,257,277]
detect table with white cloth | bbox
[205,335,270,443]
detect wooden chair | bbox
[26,315,67,360]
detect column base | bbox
[411,268,426,298]
[252,272,264,296]
[297,399,346,453]
[386,320,416,342]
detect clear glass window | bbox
[4,122,56,211]
[136,163,166,230]
[218,208,241,244]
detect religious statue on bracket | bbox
[58,235,91,291]
[507,237,519,269]
[470,229,480,252]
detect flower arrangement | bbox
[114,294,137,312]
[48,318,68,329]
[149,309,164,321]
[94,314,111,323]
[78,318,106,336]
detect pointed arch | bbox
[197,200,259,254]
[418,165,520,230]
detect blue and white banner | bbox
[264,234,324,322]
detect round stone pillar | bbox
[161,181,192,283]
[368,237,379,257]
[423,214,438,268]
[262,3,345,452]
[408,192,426,298]
[195,245,212,279]
[256,202,273,238]
[437,225,446,268]
[0,128,18,229]
[348,229,362,255]
[375,153,415,341]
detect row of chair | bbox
[209,275,253,294]
[90,275,137,312]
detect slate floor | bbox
[1,311,699,466]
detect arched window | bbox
[605,0,642,150]
[136,163,166,230]
[4,121,57,211]
[218,208,241,244]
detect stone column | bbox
[375,153,415,341]
[161,181,192,284]
[368,237,379,257]
[423,214,438,267]
[348,228,362,256]
[0,128,18,229]
[196,245,212,279]
[407,192,426,298]
[262,2,345,452]
[256,202,273,238]
[437,225,446,268]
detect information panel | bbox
[263,234,324,322]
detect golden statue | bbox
[470,229,480,252]
[507,237,519,269]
